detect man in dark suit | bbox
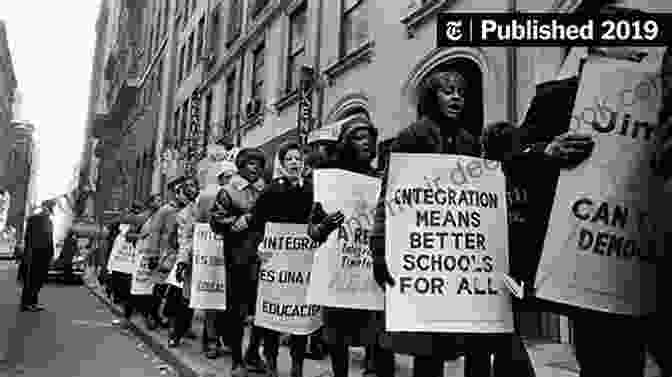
[20,200,56,312]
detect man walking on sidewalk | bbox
[20,200,56,312]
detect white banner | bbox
[107,231,136,275]
[165,262,182,288]
[254,223,322,335]
[189,223,227,310]
[306,169,384,311]
[535,51,667,316]
[384,153,513,333]
[131,238,159,295]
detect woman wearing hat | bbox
[247,141,315,377]
[307,115,396,377]
[210,147,268,377]
[370,68,491,377]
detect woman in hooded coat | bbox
[307,115,396,377]
[370,68,491,377]
[248,141,315,377]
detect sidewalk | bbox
[83,270,662,377]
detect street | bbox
[0,260,176,377]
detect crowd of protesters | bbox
[94,41,672,377]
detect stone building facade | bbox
[0,21,17,189]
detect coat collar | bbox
[230,174,265,192]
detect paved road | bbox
[0,260,175,377]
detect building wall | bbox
[5,121,36,243]
[0,21,17,188]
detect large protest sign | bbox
[107,225,136,275]
[189,223,227,310]
[131,238,159,295]
[535,49,668,316]
[254,223,322,335]
[384,153,513,333]
[306,169,384,311]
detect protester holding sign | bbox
[210,147,267,377]
[371,68,496,377]
[248,141,318,377]
[307,116,395,377]
[512,37,665,376]
[170,175,201,348]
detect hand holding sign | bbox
[544,132,595,166]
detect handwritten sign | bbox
[384,153,513,333]
[307,169,384,311]
[189,223,227,310]
[535,51,667,316]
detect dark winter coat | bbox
[370,116,481,356]
[307,158,383,347]
[23,211,55,282]
[249,175,314,230]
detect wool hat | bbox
[336,113,378,145]
[215,161,238,179]
[234,147,267,170]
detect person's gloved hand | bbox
[318,211,345,237]
[147,256,159,271]
[544,132,595,167]
[257,250,273,265]
[175,262,188,283]
[231,214,251,232]
[373,256,395,291]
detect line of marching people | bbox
[98,46,670,377]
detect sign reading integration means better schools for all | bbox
[307,169,384,311]
[254,223,322,335]
[189,223,227,310]
[535,50,668,316]
[385,153,513,333]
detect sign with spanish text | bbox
[535,51,667,316]
[306,169,384,311]
[131,238,159,295]
[384,153,513,333]
[189,223,227,310]
[107,226,136,275]
[254,223,322,335]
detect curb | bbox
[84,280,199,377]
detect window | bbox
[184,0,190,24]
[187,33,194,73]
[149,26,155,55]
[181,101,189,145]
[178,45,186,82]
[208,4,221,57]
[287,4,307,93]
[227,0,242,44]
[251,42,265,102]
[157,61,163,94]
[224,71,236,135]
[340,0,369,56]
[164,0,169,36]
[174,108,181,143]
[197,17,205,60]
[251,0,270,18]
[203,91,214,148]
[192,0,197,13]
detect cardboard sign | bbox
[254,223,323,335]
[384,153,513,333]
[535,49,668,316]
[307,169,384,311]
[189,223,227,310]
[131,238,159,295]
[107,229,136,275]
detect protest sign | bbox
[107,226,136,275]
[189,223,227,310]
[165,263,182,288]
[254,223,322,335]
[384,153,513,333]
[131,238,159,295]
[306,169,384,311]
[535,49,668,316]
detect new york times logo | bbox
[437,13,670,47]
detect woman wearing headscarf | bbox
[247,141,314,377]
[307,115,396,377]
[210,147,268,377]
[370,68,491,377]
